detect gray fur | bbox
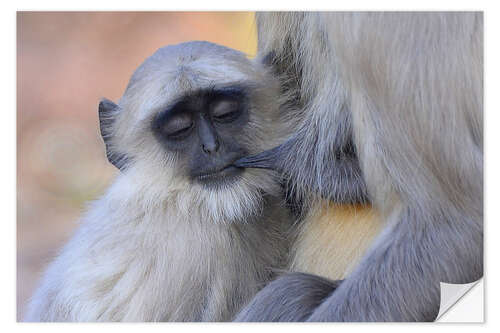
[236,12,483,321]
[235,272,340,322]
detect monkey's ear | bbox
[98,98,129,171]
[98,98,118,140]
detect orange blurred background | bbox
[17,11,257,320]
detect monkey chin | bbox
[194,165,244,189]
[182,167,280,225]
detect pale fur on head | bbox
[24,41,290,322]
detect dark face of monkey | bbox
[151,87,250,189]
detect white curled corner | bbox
[436,278,484,322]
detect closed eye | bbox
[213,110,239,122]
[162,115,194,139]
[211,100,241,123]
[166,122,193,138]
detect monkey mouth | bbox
[195,164,244,187]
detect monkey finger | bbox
[233,145,282,170]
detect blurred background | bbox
[17,11,257,320]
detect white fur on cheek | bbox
[124,139,281,225]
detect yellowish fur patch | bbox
[290,200,383,280]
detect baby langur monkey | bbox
[25,41,290,322]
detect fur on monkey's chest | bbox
[106,215,269,321]
[87,221,236,321]
[290,200,384,280]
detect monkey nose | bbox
[202,139,220,154]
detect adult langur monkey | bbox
[25,41,291,322]
[234,12,483,321]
